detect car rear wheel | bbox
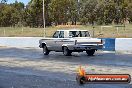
[86,49,95,56]
[63,47,72,56]
[43,46,50,55]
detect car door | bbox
[54,31,64,51]
[48,31,60,50]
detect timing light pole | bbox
[43,0,46,37]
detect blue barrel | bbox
[102,38,115,51]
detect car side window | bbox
[53,31,59,38]
[69,31,76,37]
[81,31,90,37]
[59,31,64,38]
[69,31,80,37]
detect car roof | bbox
[57,29,88,31]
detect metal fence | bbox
[0,25,132,38]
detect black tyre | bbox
[63,47,72,56]
[43,46,50,55]
[86,49,95,56]
[76,75,85,85]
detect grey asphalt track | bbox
[0,47,132,88]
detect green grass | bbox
[0,24,132,38]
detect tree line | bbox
[0,0,132,27]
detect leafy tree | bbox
[49,0,78,25]
[1,0,132,27]
[26,0,52,27]
[127,3,132,23]
[80,0,98,25]
[0,1,25,27]
[103,0,115,24]
[0,5,13,26]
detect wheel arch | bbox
[42,43,46,48]
[62,45,68,50]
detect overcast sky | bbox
[7,0,30,5]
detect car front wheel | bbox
[86,49,95,56]
[43,46,50,55]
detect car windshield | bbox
[69,31,90,37]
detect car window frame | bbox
[59,31,64,38]
[53,31,59,38]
